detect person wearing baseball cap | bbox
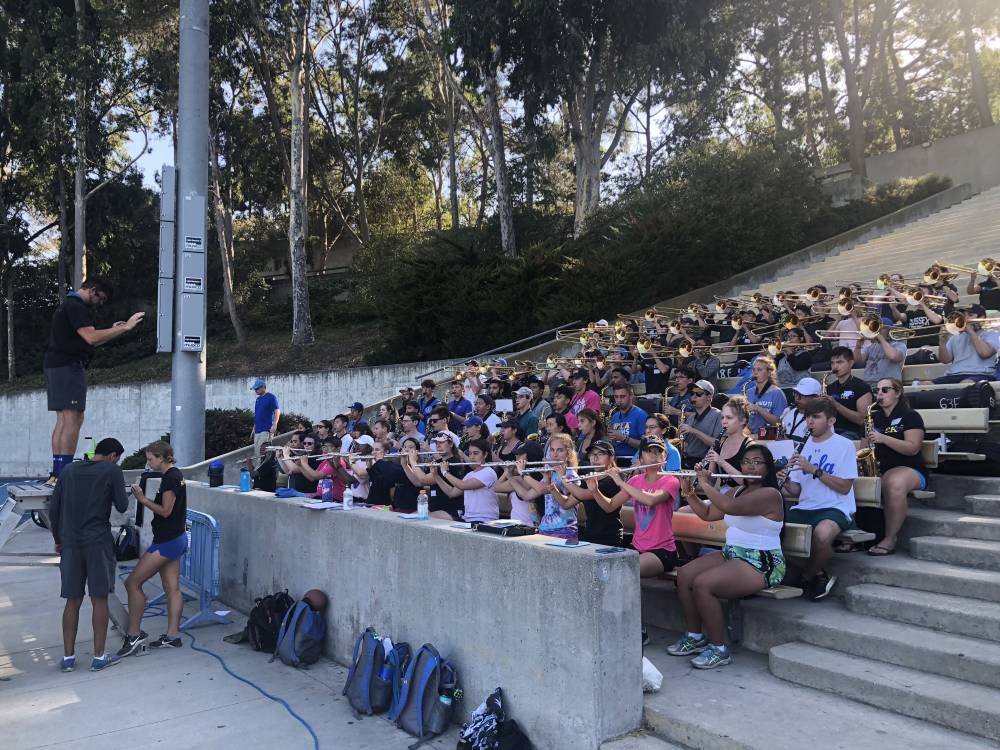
[554,439,623,548]
[249,379,280,459]
[780,377,821,445]
[512,386,539,436]
[680,380,722,469]
[346,402,367,432]
[935,303,1000,383]
[569,368,601,422]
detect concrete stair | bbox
[967,494,1000,517]
[902,507,1000,543]
[769,642,1000,743]
[909,535,1000,571]
[845,583,1000,642]
[831,551,1000,603]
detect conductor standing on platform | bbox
[43,277,144,486]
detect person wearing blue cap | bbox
[346,402,368,432]
[249,379,280,460]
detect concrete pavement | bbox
[0,523,458,750]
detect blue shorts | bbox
[146,533,188,561]
[909,467,928,491]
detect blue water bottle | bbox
[239,468,252,492]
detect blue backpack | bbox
[394,644,459,743]
[343,627,412,716]
[271,600,326,668]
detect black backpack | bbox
[113,524,140,561]
[247,590,295,652]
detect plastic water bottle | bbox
[343,487,354,510]
[438,693,452,707]
[239,468,252,492]
[84,436,95,460]
[417,490,429,520]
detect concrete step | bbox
[930,476,1000,507]
[910,536,1000,571]
[602,736,688,750]
[639,578,685,633]
[831,551,1000,604]
[642,629,992,750]
[846,583,1000,642]
[968,494,1000,517]
[902,507,1000,543]
[741,597,1000,690]
[769,642,1000,743]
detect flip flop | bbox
[867,545,896,556]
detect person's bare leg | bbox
[675,553,726,633]
[159,559,184,636]
[58,410,86,456]
[51,412,67,456]
[877,467,917,552]
[62,598,83,656]
[124,552,169,635]
[803,520,841,580]
[91,597,109,655]
[638,552,666,578]
[691,561,767,645]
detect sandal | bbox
[834,541,855,553]
[867,544,896,556]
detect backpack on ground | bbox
[394,643,459,744]
[271,599,326,667]
[113,524,140,561]
[343,627,384,714]
[246,590,295,652]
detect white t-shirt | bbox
[780,407,809,444]
[463,466,499,522]
[464,374,487,404]
[789,432,858,518]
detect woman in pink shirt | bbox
[588,437,679,577]
[569,369,601,419]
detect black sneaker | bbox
[149,634,183,649]
[807,572,837,601]
[641,627,650,647]
[116,630,149,657]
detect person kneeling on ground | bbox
[118,441,188,656]
[669,445,785,669]
[781,397,858,601]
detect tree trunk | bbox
[812,20,839,137]
[57,167,69,302]
[475,136,488,230]
[801,33,822,165]
[960,0,994,128]
[446,85,460,228]
[288,3,314,347]
[208,136,246,347]
[888,29,918,144]
[5,271,14,382]
[572,134,601,237]
[484,73,516,258]
[73,0,87,288]
[827,0,867,177]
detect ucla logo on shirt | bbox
[807,451,837,474]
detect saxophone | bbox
[678,405,688,463]
[856,403,880,477]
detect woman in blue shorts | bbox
[866,377,927,556]
[118,441,188,656]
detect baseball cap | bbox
[251,378,266,390]
[499,417,519,430]
[465,416,484,427]
[432,430,460,447]
[354,435,375,448]
[348,401,364,411]
[398,385,415,393]
[694,379,716,396]
[639,436,667,452]
[793,377,822,397]
[514,387,532,398]
[588,439,615,456]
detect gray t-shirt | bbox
[684,407,722,460]
[946,329,1000,376]
[49,459,129,547]
[862,340,907,384]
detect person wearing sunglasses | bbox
[670,444,785,668]
[678,380,722,470]
[864,378,927,556]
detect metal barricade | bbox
[148,509,230,630]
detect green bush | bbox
[120,408,309,468]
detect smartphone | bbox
[595,547,624,554]
[564,539,579,546]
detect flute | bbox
[578,462,759,481]
[412,459,561,468]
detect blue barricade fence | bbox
[149,509,230,630]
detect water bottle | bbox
[239,468,252,492]
[378,662,392,681]
[438,693,452,708]
[84,436,95,460]
[417,490,429,520]
[343,487,354,510]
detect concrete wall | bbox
[184,483,643,750]
[819,124,1000,194]
[1,359,453,478]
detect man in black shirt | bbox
[44,277,144,485]
[49,437,129,672]
[824,347,872,440]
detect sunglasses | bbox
[691,391,707,397]
[877,386,897,394]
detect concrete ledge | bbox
[186,483,643,749]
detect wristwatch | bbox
[813,468,824,479]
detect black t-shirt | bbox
[44,294,95,368]
[426,466,465,515]
[289,459,319,494]
[152,466,187,544]
[368,460,404,506]
[580,475,623,547]
[253,455,278,492]
[872,404,927,475]
[638,355,671,395]
[978,277,1000,311]
[898,307,938,347]
[826,376,871,437]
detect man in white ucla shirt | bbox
[781,396,858,601]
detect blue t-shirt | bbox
[609,405,649,458]
[747,382,787,434]
[418,396,440,418]
[254,392,279,433]
[447,397,473,433]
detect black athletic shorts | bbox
[634,546,679,572]
[45,364,87,412]
[60,543,116,599]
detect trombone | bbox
[765,339,824,357]
[934,258,1000,278]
